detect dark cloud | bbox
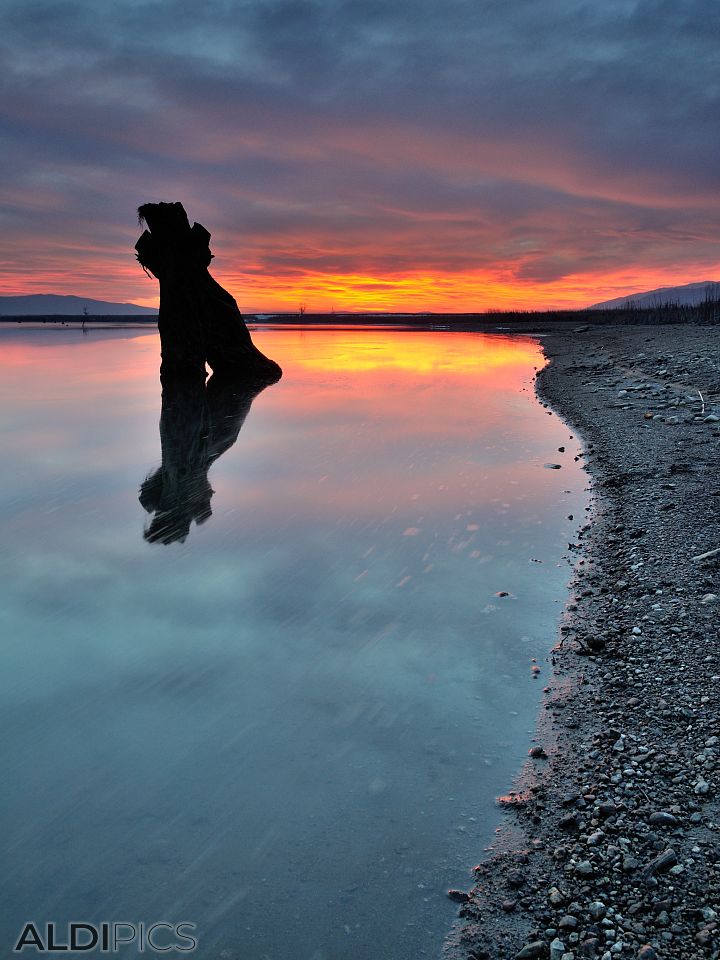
[0,0,718,306]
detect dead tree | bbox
[135,202,281,383]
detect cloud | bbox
[0,0,718,308]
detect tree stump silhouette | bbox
[135,202,281,383]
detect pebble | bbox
[548,887,565,907]
[515,942,547,959]
[447,889,469,903]
[647,811,678,827]
[643,848,678,876]
[550,938,566,960]
[636,947,657,960]
[559,813,579,831]
[507,870,525,888]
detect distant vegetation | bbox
[488,293,720,327]
[243,296,720,327]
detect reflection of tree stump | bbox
[139,375,271,544]
[135,201,282,383]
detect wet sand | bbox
[445,323,720,960]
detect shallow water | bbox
[0,326,585,959]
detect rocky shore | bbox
[445,323,720,960]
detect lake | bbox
[0,326,586,959]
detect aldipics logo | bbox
[13,922,198,953]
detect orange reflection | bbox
[0,327,582,533]
[272,328,540,374]
[205,327,579,523]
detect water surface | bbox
[0,327,585,959]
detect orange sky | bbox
[1,201,717,312]
[1,0,718,313]
[3,250,718,315]
[0,208,720,313]
[207,265,719,314]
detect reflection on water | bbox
[140,376,275,544]
[0,327,586,960]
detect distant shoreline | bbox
[1,300,718,329]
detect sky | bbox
[0,0,718,312]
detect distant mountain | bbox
[0,294,157,316]
[591,280,720,310]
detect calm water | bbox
[0,326,585,959]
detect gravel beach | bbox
[445,322,720,960]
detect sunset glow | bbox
[0,0,718,312]
[214,265,720,314]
